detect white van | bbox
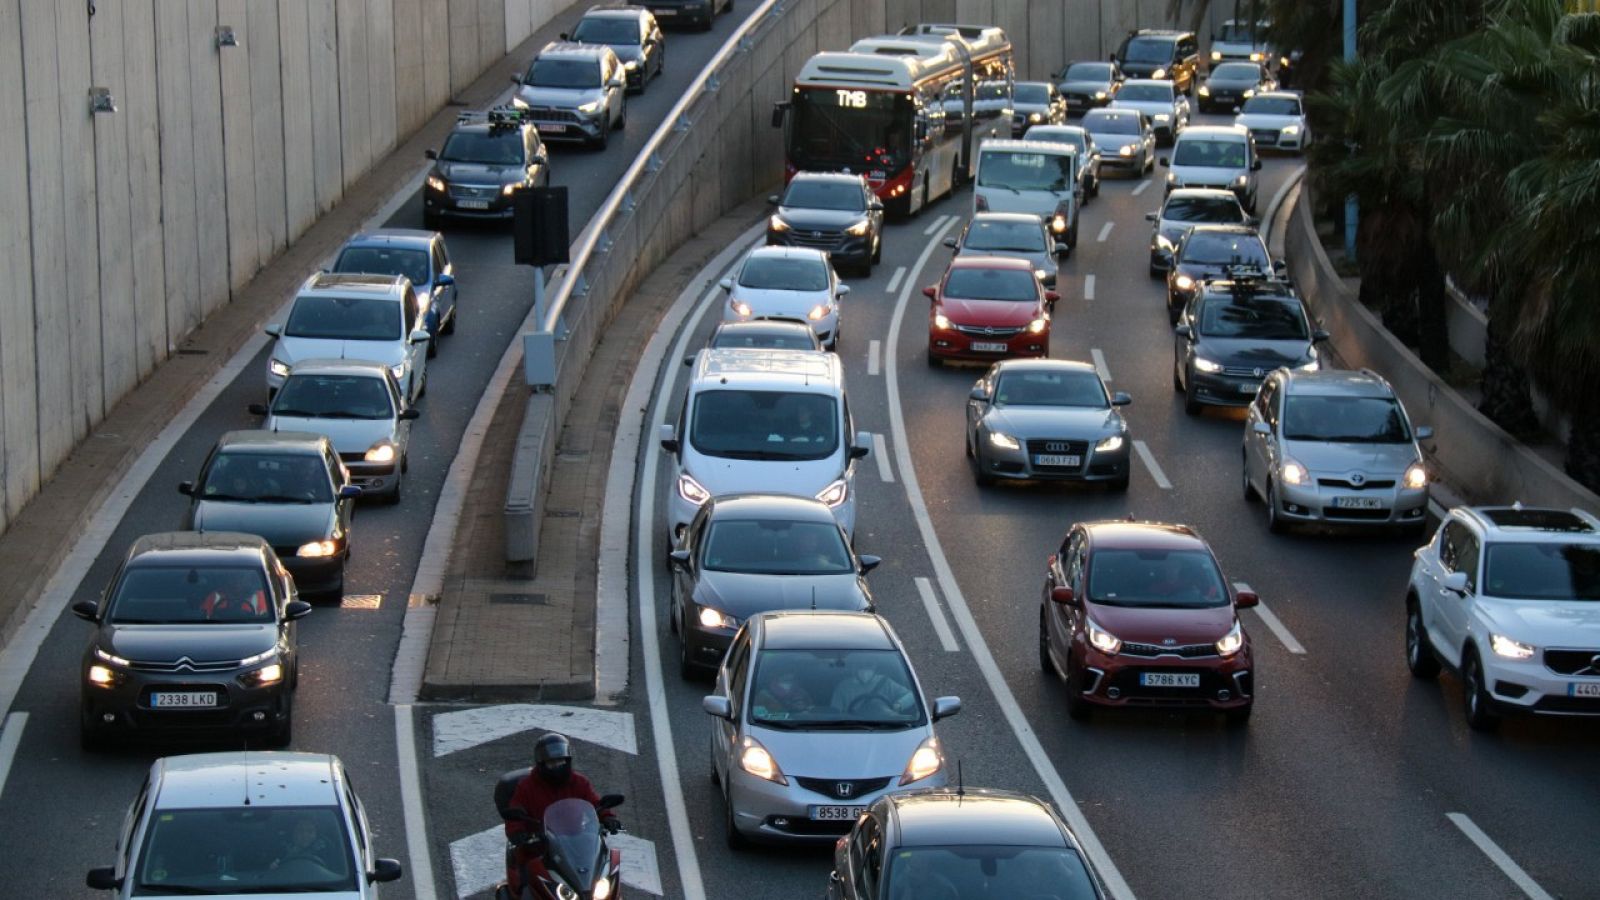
[659,349,870,544]
[973,139,1080,252]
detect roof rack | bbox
[455,105,531,132]
[1212,263,1294,298]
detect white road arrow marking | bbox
[432,705,638,758]
[450,825,663,899]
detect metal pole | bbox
[1343,0,1359,261]
[532,264,547,329]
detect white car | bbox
[720,246,847,351]
[1233,91,1311,153]
[265,273,431,405]
[1406,505,1600,731]
[1109,78,1190,145]
[256,360,419,502]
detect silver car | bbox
[1243,368,1432,535]
[1080,108,1155,175]
[1160,124,1261,213]
[702,611,961,848]
[1110,78,1190,145]
[943,213,1068,286]
[966,359,1132,489]
[512,41,627,148]
[720,246,847,351]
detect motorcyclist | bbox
[503,733,620,895]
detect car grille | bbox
[1220,365,1269,379]
[129,658,244,674]
[794,776,893,800]
[1064,93,1090,106]
[1321,506,1390,520]
[1250,128,1280,146]
[954,324,1023,337]
[529,107,581,123]
[1024,439,1088,459]
[1317,478,1396,490]
[449,184,499,201]
[1543,648,1600,676]
[785,228,845,250]
[1121,642,1218,659]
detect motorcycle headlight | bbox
[1215,619,1245,657]
[1174,274,1196,291]
[1198,85,1211,96]
[898,736,942,785]
[933,312,952,330]
[1151,67,1167,79]
[1087,618,1121,655]
[845,220,870,236]
[988,431,1020,450]
[577,99,602,114]
[1403,462,1428,490]
[697,605,739,630]
[1192,356,1222,373]
[297,539,340,558]
[1027,317,1048,334]
[815,479,848,508]
[269,358,291,378]
[677,472,710,505]
[1489,633,1535,660]
[768,215,791,233]
[807,304,831,321]
[426,174,447,192]
[365,442,397,463]
[729,299,752,317]
[1280,459,1308,485]
[739,736,788,784]
[1095,434,1125,453]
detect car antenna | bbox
[241,751,252,805]
[1125,512,1136,522]
[811,585,817,610]
[956,759,965,801]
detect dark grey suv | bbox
[75,532,310,750]
[767,172,884,275]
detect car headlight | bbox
[808,304,832,321]
[1095,434,1125,453]
[554,884,579,900]
[845,220,870,236]
[1174,274,1196,291]
[1249,51,1265,62]
[1198,85,1211,96]
[87,664,118,687]
[501,182,520,196]
[623,59,639,70]
[389,363,405,381]
[95,647,131,667]
[365,442,397,463]
[815,479,848,508]
[1210,50,1222,61]
[768,215,791,233]
[1166,172,1179,185]
[1489,633,1535,660]
[577,99,602,114]
[1403,462,1428,490]
[1027,317,1048,334]
[729,299,752,317]
[511,96,529,109]
[1087,618,1121,655]
[1093,90,1108,100]
[1282,124,1302,136]
[1034,268,1051,281]
[1242,88,1256,98]
[1029,112,1044,122]
[297,539,340,558]
[1233,174,1249,187]
[988,431,1020,450]
[1192,356,1222,373]
[898,736,942,786]
[269,358,291,378]
[697,605,739,630]
[1151,67,1167,79]
[1119,144,1135,157]
[241,662,285,687]
[1154,113,1171,122]
[677,472,710,505]
[1279,459,1308,485]
[593,875,614,900]
[933,312,952,330]
[1156,233,1177,251]
[739,736,787,784]
[1051,214,1068,233]
[1215,619,1245,657]
[426,174,447,192]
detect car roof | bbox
[1185,223,1259,238]
[1197,279,1296,302]
[743,245,831,263]
[1460,506,1600,538]
[1120,78,1174,89]
[1165,187,1242,203]
[993,358,1099,377]
[757,611,895,650]
[1025,125,1087,136]
[969,212,1046,227]
[342,229,436,250]
[1130,28,1189,38]
[787,171,867,186]
[539,40,613,59]
[887,789,1069,848]
[693,347,842,385]
[1083,520,1207,551]
[215,430,329,454]
[285,358,395,379]
[152,753,343,810]
[126,531,274,567]
[713,319,817,336]
[1177,124,1249,140]
[980,138,1076,155]
[1280,368,1394,398]
[300,272,410,297]
[581,4,648,18]
[1250,90,1303,102]
[708,494,841,522]
[946,255,1036,272]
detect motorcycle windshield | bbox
[543,799,603,892]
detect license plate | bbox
[1139,672,1200,688]
[1333,496,1382,509]
[151,691,218,708]
[1239,382,1261,394]
[1570,682,1600,697]
[457,199,489,210]
[809,805,866,821]
[970,341,1008,352]
[538,123,568,133]
[1033,454,1081,467]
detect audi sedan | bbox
[966,360,1131,489]
[1039,520,1257,725]
[926,257,1057,366]
[1165,224,1278,322]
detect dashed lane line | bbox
[1083,273,1096,301]
[1446,813,1555,900]
[868,339,881,376]
[913,578,960,652]
[1132,179,1151,196]
[922,214,953,236]
[0,713,27,804]
[1091,348,1112,382]
[1132,440,1172,489]
[1233,582,1306,655]
[885,265,906,294]
[873,433,894,483]
[1097,221,1114,242]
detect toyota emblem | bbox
[836,782,855,798]
[1349,473,1366,485]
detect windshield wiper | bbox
[751,718,803,730]
[711,449,816,461]
[268,408,323,418]
[133,884,216,895]
[199,493,258,503]
[253,494,320,504]
[800,720,910,731]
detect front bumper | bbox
[281,552,348,595]
[1248,128,1304,151]
[345,459,400,497]
[531,113,606,142]
[1274,478,1429,526]
[1186,369,1267,407]
[1477,652,1600,717]
[726,761,946,844]
[644,1,714,26]
[929,323,1048,362]
[1099,150,1143,171]
[1076,641,1253,711]
[681,621,736,672]
[1063,93,1112,115]
[669,484,856,541]
[975,436,1129,483]
[425,182,518,221]
[81,667,291,737]
[767,228,872,268]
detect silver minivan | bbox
[973,139,1081,252]
[1160,124,1262,213]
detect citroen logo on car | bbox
[836,782,855,798]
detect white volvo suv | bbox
[1406,505,1600,730]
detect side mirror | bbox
[766,194,780,205]
[702,695,733,720]
[264,324,282,338]
[922,286,938,299]
[400,407,421,420]
[1311,329,1330,343]
[969,386,989,402]
[942,237,958,249]
[1252,421,1272,435]
[435,273,455,287]
[72,601,99,622]
[410,329,432,344]
[868,197,884,211]
[424,149,438,160]
[1112,391,1132,406]
[178,481,194,496]
[1045,291,1060,304]
[285,600,314,620]
[858,554,882,573]
[837,284,850,296]
[1050,586,1075,605]
[509,74,523,85]
[1053,242,1070,255]
[339,484,363,499]
[1442,571,1470,594]
[850,430,872,460]
[1415,425,1434,441]
[598,793,626,810]
[86,868,120,891]
[1273,259,1288,275]
[559,31,569,40]
[658,423,679,454]
[1252,158,1263,171]
[683,355,696,367]
[1232,105,1242,115]
[668,550,690,570]
[931,696,962,721]
[532,152,549,166]
[1234,589,1260,609]
[1158,157,1170,167]
[370,859,404,884]
[1144,211,1158,222]
[248,403,270,416]
[1174,324,1193,338]
[718,277,734,292]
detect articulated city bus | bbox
[774,23,1014,217]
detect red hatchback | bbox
[925,256,1057,366]
[1038,520,1257,725]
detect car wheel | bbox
[264,697,293,748]
[1462,650,1501,731]
[971,449,995,487]
[616,99,626,130]
[1173,356,1185,391]
[964,431,974,459]
[1064,654,1092,721]
[724,790,749,850]
[426,332,438,358]
[1241,450,1257,501]
[926,349,941,368]
[386,472,403,505]
[1405,598,1442,679]
[441,305,457,335]
[1183,378,1201,416]
[79,706,108,753]
[677,630,696,681]
[1090,174,1100,198]
[1224,704,1253,728]
[1038,607,1054,674]
[872,234,882,264]
[1265,480,1286,534]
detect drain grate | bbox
[490,592,547,606]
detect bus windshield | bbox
[789,88,912,173]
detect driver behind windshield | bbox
[830,658,915,715]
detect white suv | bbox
[1406,505,1600,730]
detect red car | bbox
[925,256,1057,366]
[1038,520,1257,725]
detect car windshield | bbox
[439,131,525,165]
[702,519,854,575]
[963,220,1046,253]
[200,452,333,504]
[782,181,864,212]
[943,267,1039,302]
[738,256,829,291]
[1083,111,1140,135]
[1211,63,1263,81]
[1172,138,1248,168]
[1198,298,1308,340]
[748,649,923,728]
[1281,396,1412,443]
[284,296,402,341]
[274,374,396,420]
[131,806,355,895]
[1014,83,1051,103]
[1242,95,1300,116]
[1062,63,1113,81]
[994,370,1108,408]
[1216,22,1269,42]
[1180,232,1268,266]
[571,18,639,44]
[978,152,1075,192]
[1483,543,1600,600]
[1122,36,1174,63]
[333,247,430,287]
[1024,128,1088,153]
[108,566,274,624]
[690,390,839,461]
[883,846,1099,900]
[1089,548,1229,609]
[526,57,600,88]
[1118,84,1172,103]
[711,328,817,350]
[1163,195,1246,224]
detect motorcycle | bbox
[493,767,626,900]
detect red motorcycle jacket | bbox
[503,772,617,838]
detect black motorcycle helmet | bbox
[533,732,573,784]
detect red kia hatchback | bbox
[925,256,1057,366]
[1038,520,1256,725]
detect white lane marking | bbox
[451,825,664,898]
[885,266,906,294]
[607,832,666,896]
[1233,582,1306,655]
[886,219,1137,899]
[1091,348,1112,382]
[867,339,881,376]
[873,433,894,483]
[396,705,438,900]
[1132,440,1172,489]
[1083,274,1096,301]
[1446,813,1555,900]
[1429,498,1447,520]
[913,578,960,652]
[1131,179,1151,196]
[1096,221,1114,242]
[0,712,27,802]
[431,705,638,758]
[922,214,952,236]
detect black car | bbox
[767,172,885,275]
[1197,61,1277,113]
[640,0,727,31]
[180,431,360,599]
[1165,223,1279,322]
[1055,61,1121,115]
[827,787,1109,899]
[1173,278,1327,414]
[422,107,550,228]
[75,532,311,750]
[705,319,823,352]
[668,495,879,678]
[1112,29,1199,93]
[564,5,665,92]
